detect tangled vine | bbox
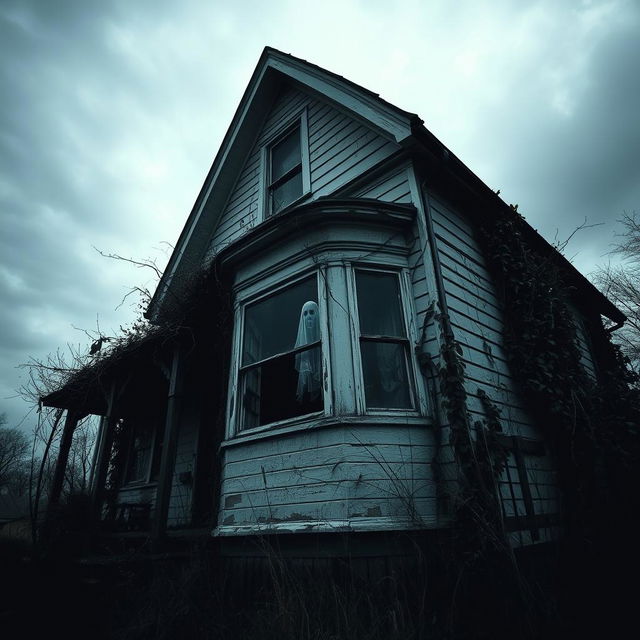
[478,206,640,537]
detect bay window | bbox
[239,274,323,429]
[223,199,426,437]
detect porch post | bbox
[91,381,117,515]
[47,409,81,509]
[152,344,185,541]
[88,415,106,495]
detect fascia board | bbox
[268,56,414,144]
[147,63,276,320]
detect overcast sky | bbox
[1,0,639,434]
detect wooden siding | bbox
[208,84,400,256]
[426,189,561,541]
[217,423,437,533]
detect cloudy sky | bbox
[1,0,639,434]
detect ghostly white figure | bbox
[294,300,321,403]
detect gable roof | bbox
[147,47,624,326]
[146,47,418,321]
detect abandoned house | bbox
[42,47,626,560]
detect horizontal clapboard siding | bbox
[209,84,401,255]
[427,189,560,540]
[428,191,536,433]
[218,424,437,531]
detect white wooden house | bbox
[43,47,624,553]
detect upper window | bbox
[239,274,323,430]
[263,110,310,218]
[269,127,303,215]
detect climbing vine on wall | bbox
[477,206,640,535]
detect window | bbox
[268,127,303,215]
[230,264,424,435]
[224,200,425,436]
[123,418,163,484]
[262,110,310,218]
[238,274,323,430]
[354,270,413,409]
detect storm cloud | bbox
[1,0,639,433]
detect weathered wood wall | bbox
[209,84,400,255]
[216,423,437,535]
[425,188,563,545]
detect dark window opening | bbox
[240,275,322,429]
[123,419,162,485]
[268,127,302,215]
[355,270,413,409]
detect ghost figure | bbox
[294,301,321,403]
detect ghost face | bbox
[296,300,320,348]
[303,302,317,332]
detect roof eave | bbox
[409,122,626,325]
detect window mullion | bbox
[269,162,302,190]
[240,339,322,372]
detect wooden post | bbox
[47,409,81,509]
[88,415,106,495]
[92,381,117,517]
[152,345,184,541]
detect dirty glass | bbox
[355,270,413,409]
[271,170,303,213]
[240,275,322,429]
[271,128,300,181]
[269,127,302,214]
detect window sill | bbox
[118,481,158,492]
[221,413,433,449]
[268,190,313,219]
[213,514,438,537]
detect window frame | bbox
[348,265,420,413]
[228,266,332,437]
[258,108,311,220]
[227,256,426,439]
[121,417,163,487]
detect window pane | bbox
[356,271,405,337]
[241,345,323,429]
[242,275,318,366]
[360,341,412,408]
[271,128,301,182]
[271,169,302,213]
[125,421,153,483]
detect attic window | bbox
[263,109,310,218]
[269,127,303,214]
